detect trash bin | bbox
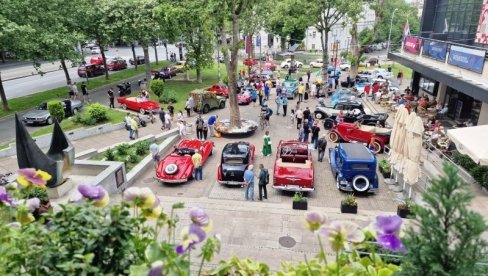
[186,123,193,134]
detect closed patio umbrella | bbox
[388,106,409,167]
[402,115,424,197]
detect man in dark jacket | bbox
[159,109,166,131]
[317,134,328,162]
[258,164,268,200]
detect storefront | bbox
[443,87,482,123]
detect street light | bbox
[387,8,399,55]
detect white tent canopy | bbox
[447,125,488,165]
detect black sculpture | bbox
[15,114,74,187]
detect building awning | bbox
[388,52,488,103]
[447,125,488,165]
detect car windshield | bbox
[223,143,248,154]
[37,103,48,110]
[223,157,245,164]
[284,82,295,88]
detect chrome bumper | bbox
[219,180,244,186]
[272,185,314,192]
[157,178,188,184]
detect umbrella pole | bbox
[408,186,412,199]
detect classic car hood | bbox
[23,110,49,119]
[156,154,193,180]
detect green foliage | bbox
[47,101,65,123]
[452,152,488,187]
[341,193,358,206]
[400,164,488,275]
[150,79,165,97]
[135,141,151,155]
[373,0,420,45]
[211,256,270,275]
[452,152,477,170]
[159,90,178,104]
[86,103,109,123]
[222,75,228,86]
[470,165,488,185]
[292,191,306,202]
[73,113,97,126]
[104,148,116,161]
[378,159,392,178]
[127,154,138,163]
[116,143,131,156]
[18,186,49,204]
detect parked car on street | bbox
[283,79,299,99]
[91,46,101,54]
[323,113,388,129]
[327,122,391,153]
[329,88,354,107]
[77,64,105,78]
[151,66,178,79]
[309,59,323,68]
[237,89,253,105]
[262,62,276,71]
[243,58,259,66]
[273,140,314,192]
[156,139,214,184]
[22,99,83,125]
[314,100,365,119]
[191,89,226,114]
[280,59,303,69]
[329,143,379,193]
[217,141,255,185]
[117,97,160,114]
[175,61,187,72]
[89,56,104,65]
[207,84,229,97]
[107,58,127,71]
[129,56,145,65]
[339,63,351,71]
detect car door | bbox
[126,98,138,110]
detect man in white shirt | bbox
[164,112,172,130]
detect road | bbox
[2,45,182,100]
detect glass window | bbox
[419,77,436,94]
[351,164,370,170]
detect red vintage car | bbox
[217,141,255,185]
[327,122,391,153]
[117,97,160,114]
[208,84,229,97]
[273,140,314,192]
[243,58,259,66]
[262,62,276,71]
[156,139,214,184]
[107,58,127,71]
[89,56,104,65]
[237,90,252,105]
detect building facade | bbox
[303,5,376,53]
[389,0,488,126]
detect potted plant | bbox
[397,200,413,218]
[340,193,358,214]
[292,191,308,210]
[378,159,391,178]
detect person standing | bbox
[67,81,74,99]
[290,109,295,127]
[159,108,166,131]
[276,76,281,88]
[258,164,268,200]
[251,89,257,107]
[130,116,138,140]
[207,115,217,137]
[178,120,186,139]
[81,82,89,102]
[262,130,272,157]
[298,82,304,103]
[306,70,311,82]
[296,108,303,129]
[202,119,208,140]
[258,88,264,106]
[304,83,309,102]
[243,165,255,201]
[164,111,172,130]
[107,88,115,109]
[185,96,193,117]
[317,134,328,162]
[167,102,175,119]
[149,143,160,170]
[397,71,403,85]
[176,110,184,121]
[298,124,305,142]
[196,115,204,140]
[282,96,288,116]
[275,95,282,115]
[264,82,270,101]
[125,113,132,138]
[334,78,339,90]
[311,121,320,149]
[364,83,371,98]
[192,149,203,180]
[303,120,311,142]
[71,82,79,100]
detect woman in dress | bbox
[304,83,309,102]
[262,130,272,157]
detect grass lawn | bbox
[30,108,126,137]
[380,63,413,80]
[0,62,169,118]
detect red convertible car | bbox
[117,97,160,114]
[208,84,229,97]
[262,62,277,71]
[237,90,252,105]
[273,140,314,192]
[243,58,259,66]
[328,122,391,153]
[156,139,214,184]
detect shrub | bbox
[47,101,65,123]
[159,90,178,104]
[86,103,108,123]
[104,148,116,161]
[19,186,49,204]
[116,143,130,156]
[150,79,165,97]
[470,166,488,185]
[222,75,228,85]
[135,141,150,155]
[484,173,488,188]
[452,152,477,170]
[127,154,138,163]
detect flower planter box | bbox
[341,204,358,214]
[397,208,411,218]
[293,201,308,210]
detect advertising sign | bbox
[404,36,422,54]
[422,40,447,61]
[475,0,488,44]
[448,45,486,73]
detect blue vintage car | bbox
[283,79,298,99]
[328,143,379,193]
[328,88,353,107]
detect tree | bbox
[214,0,256,128]
[307,0,362,89]
[401,164,488,275]
[159,0,215,83]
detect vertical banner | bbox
[256,34,261,47]
[475,0,488,44]
[245,33,251,54]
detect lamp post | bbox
[387,8,399,55]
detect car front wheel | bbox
[140,108,146,115]
[73,108,79,115]
[315,112,324,119]
[328,131,339,143]
[203,105,210,114]
[121,104,127,110]
[46,117,53,125]
[219,101,225,109]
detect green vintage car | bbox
[283,79,299,99]
[191,89,226,114]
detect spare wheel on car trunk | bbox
[352,175,369,192]
[165,164,178,175]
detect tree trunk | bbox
[153,43,159,65]
[280,37,286,52]
[1,51,5,63]
[131,43,138,70]
[59,58,72,84]
[350,22,360,79]
[142,44,152,88]
[320,29,329,91]
[164,44,169,61]
[100,45,109,80]
[0,72,9,111]
[196,66,202,83]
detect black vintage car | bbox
[323,113,389,129]
[217,142,255,185]
[129,55,145,65]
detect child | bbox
[289,109,295,127]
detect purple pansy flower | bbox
[77,184,109,207]
[17,168,51,187]
[372,215,405,252]
[26,198,40,211]
[189,207,209,227]
[147,260,163,276]
[0,186,14,206]
[304,211,327,232]
[175,224,207,254]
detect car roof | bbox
[339,143,375,161]
[335,100,362,105]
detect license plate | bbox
[287,185,300,190]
